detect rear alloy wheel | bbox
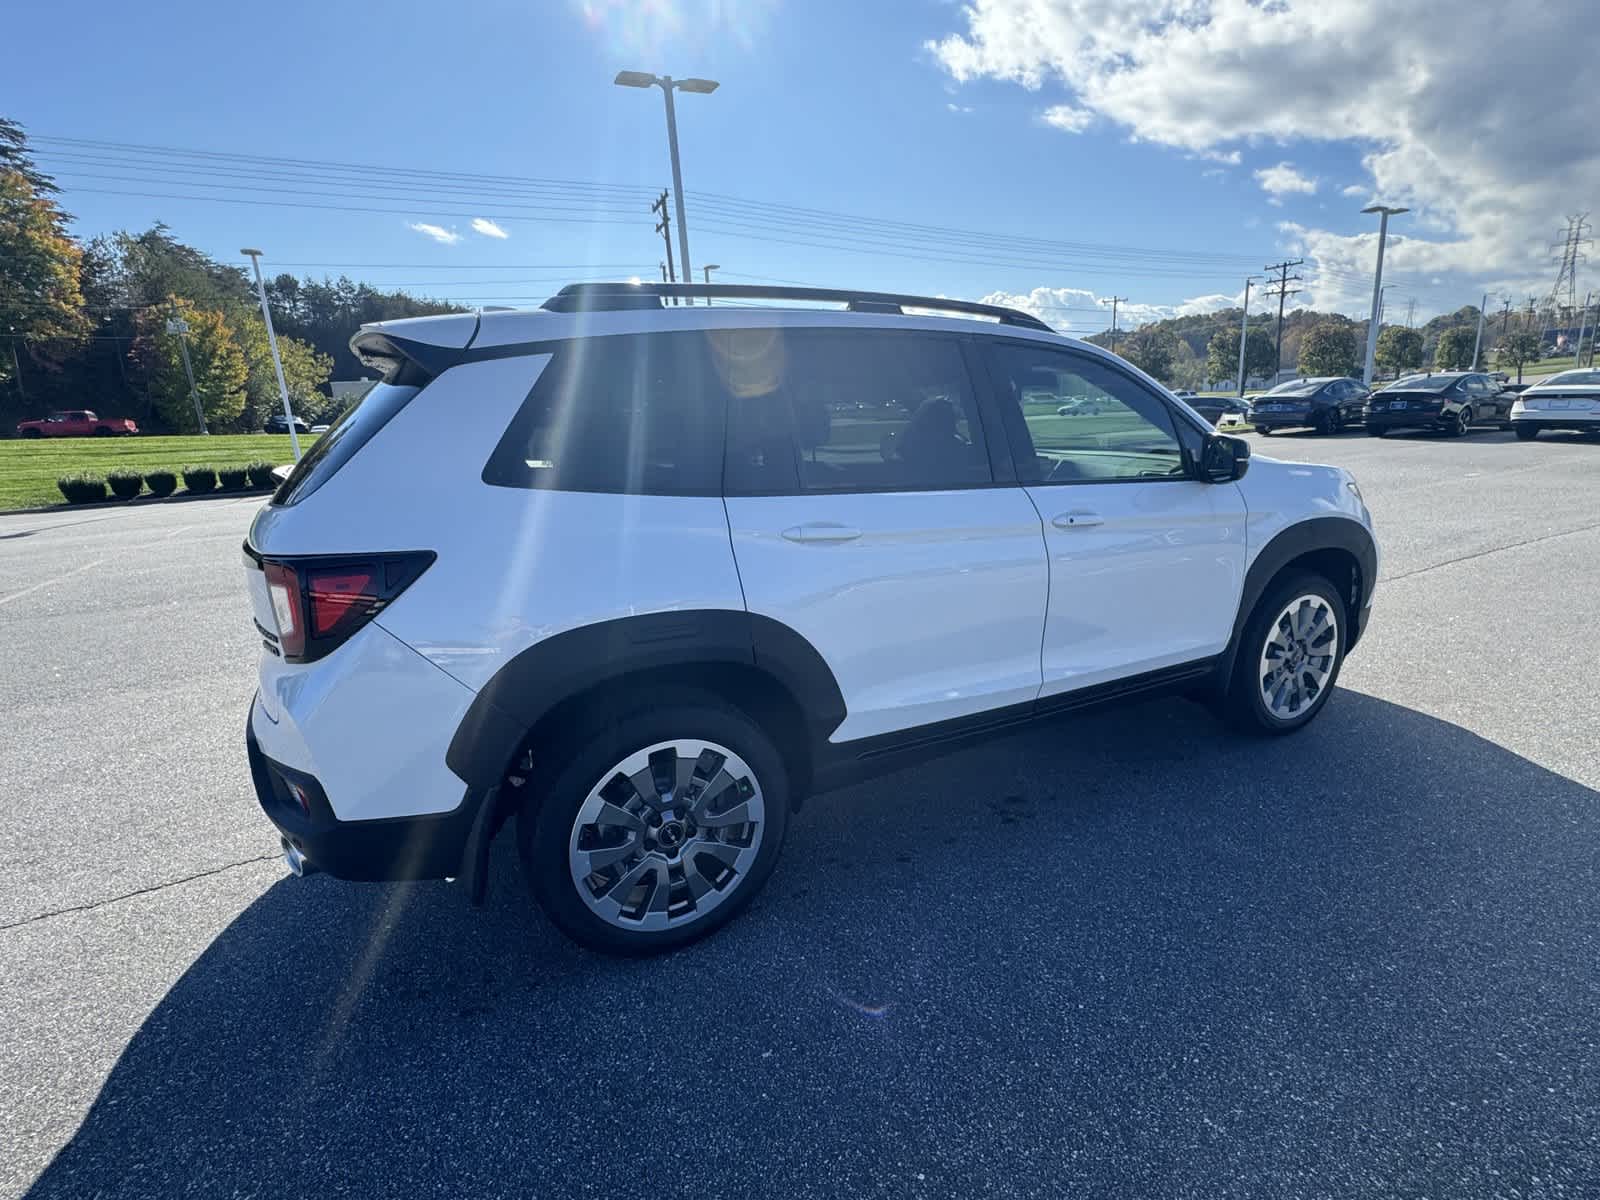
[1226,571,1347,734]
[1313,410,1335,436]
[1256,426,1272,436]
[1514,423,1539,441]
[1447,407,1471,437]
[520,697,788,954]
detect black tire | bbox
[1312,410,1335,436]
[1446,407,1471,437]
[1367,425,1385,437]
[21,428,42,439]
[1255,426,1271,436]
[93,426,113,436]
[1224,570,1348,736]
[518,690,790,955]
[1514,424,1539,441]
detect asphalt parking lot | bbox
[3,428,1599,1199]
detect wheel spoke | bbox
[696,799,754,829]
[690,839,742,870]
[579,838,639,875]
[592,801,645,833]
[646,864,674,914]
[600,856,654,905]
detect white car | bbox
[1510,368,1600,439]
[244,282,1378,954]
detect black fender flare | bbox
[444,610,846,791]
[1217,516,1378,687]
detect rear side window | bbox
[482,333,723,495]
[272,382,420,506]
[721,329,991,494]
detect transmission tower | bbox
[1544,213,1591,334]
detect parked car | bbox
[309,423,331,434]
[16,410,138,438]
[1188,397,1250,425]
[1365,371,1515,437]
[1055,398,1101,415]
[265,412,311,434]
[242,281,1378,954]
[1509,368,1600,439]
[1249,378,1369,436]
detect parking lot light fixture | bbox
[241,248,301,461]
[615,70,720,303]
[1360,205,1409,386]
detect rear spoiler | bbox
[350,314,481,386]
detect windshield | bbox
[1263,380,1321,396]
[1537,369,1600,387]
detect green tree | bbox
[1433,326,1476,371]
[1121,326,1179,380]
[0,122,88,401]
[236,314,334,429]
[1297,322,1361,377]
[134,297,248,432]
[1497,330,1541,383]
[1206,327,1277,385]
[1374,326,1424,377]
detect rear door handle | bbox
[1051,511,1104,529]
[782,523,863,544]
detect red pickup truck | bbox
[16,410,139,438]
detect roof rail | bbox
[540,282,1054,332]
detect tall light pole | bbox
[241,248,301,460]
[165,312,209,435]
[1236,276,1257,397]
[1360,205,1409,386]
[702,263,721,306]
[1471,292,1489,371]
[616,71,719,304]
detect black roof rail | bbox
[539,282,1054,332]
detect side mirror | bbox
[1200,433,1250,483]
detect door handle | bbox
[782,523,863,543]
[1051,511,1104,529]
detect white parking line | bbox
[0,558,105,607]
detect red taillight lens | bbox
[307,568,377,638]
[263,561,306,658]
[259,552,432,662]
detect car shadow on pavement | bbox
[23,691,1600,1198]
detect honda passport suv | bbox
[243,282,1378,954]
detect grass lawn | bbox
[0,434,313,511]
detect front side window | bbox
[483,333,723,495]
[721,329,991,494]
[986,343,1188,484]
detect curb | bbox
[1,487,273,518]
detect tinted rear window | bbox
[271,382,420,506]
[482,333,724,495]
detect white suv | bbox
[244,283,1377,954]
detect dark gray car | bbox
[1250,377,1369,436]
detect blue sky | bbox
[8,0,1589,331]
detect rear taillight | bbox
[261,552,433,663]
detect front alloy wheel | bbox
[1257,595,1339,721]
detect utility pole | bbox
[1263,259,1303,382]
[1500,296,1513,343]
[702,263,720,306]
[165,312,209,435]
[1471,293,1489,370]
[1403,297,1417,330]
[651,191,676,302]
[1235,277,1257,397]
[1105,296,1127,356]
[8,341,23,404]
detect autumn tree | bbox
[236,314,334,429]
[134,297,248,431]
[1297,322,1361,377]
[0,118,88,401]
[1120,326,1179,380]
[1206,327,1277,386]
[1374,326,1424,377]
[1496,330,1541,383]
[1433,326,1476,370]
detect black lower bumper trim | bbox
[246,704,481,882]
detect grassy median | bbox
[0,434,313,511]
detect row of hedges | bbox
[57,461,279,505]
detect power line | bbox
[1262,259,1304,377]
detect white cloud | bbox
[947,102,974,113]
[407,221,460,245]
[1041,103,1094,133]
[1255,161,1318,199]
[1341,183,1368,198]
[927,0,1595,293]
[471,217,510,240]
[979,284,1243,331]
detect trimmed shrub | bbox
[181,465,217,493]
[144,470,178,497]
[246,460,278,490]
[58,474,108,504]
[107,469,144,500]
[217,466,249,491]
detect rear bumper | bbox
[248,698,478,881]
[1511,412,1600,432]
[1250,410,1315,429]
[1365,411,1447,431]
